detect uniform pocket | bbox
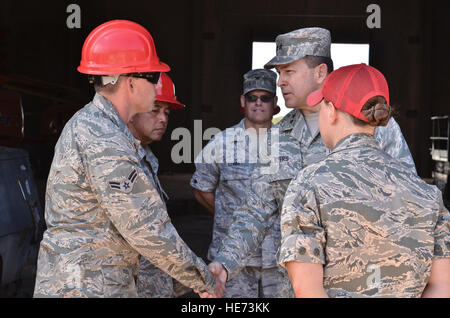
[101,266,137,298]
[217,164,251,205]
[219,163,252,181]
[215,164,252,227]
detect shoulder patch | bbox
[109,168,138,193]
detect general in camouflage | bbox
[279,133,450,297]
[214,108,417,290]
[264,27,331,69]
[243,69,277,95]
[191,118,288,297]
[33,93,216,298]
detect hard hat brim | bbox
[156,97,185,110]
[77,61,170,75]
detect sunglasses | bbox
[245,94,274,103]
[124,72,161,84]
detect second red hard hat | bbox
[156,73,185,110]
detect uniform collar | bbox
[143,145,169,201]
[278,109,320,147]
[330,133,380,155]
[235,118,247,140]
[93,93,145,159]
[221,119,246,144]
[231,118,271,142]
[143,145,159,174]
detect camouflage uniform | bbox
[214,109,416,293]
[214,28,417,295]
[279,133,450,297]
[191,118,285,297]
[137,259,174,298]
[136,146,175,298]
[34,93,216,298]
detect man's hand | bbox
[209,262,227,297]
[196,262,228,298]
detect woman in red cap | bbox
[279,64,450,298]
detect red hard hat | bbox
[77,20,170,75]
[156,73,185,110]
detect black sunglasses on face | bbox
[124,72,161,84]
[245,94,274,103]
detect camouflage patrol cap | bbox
[264,27,331,69]
[243,69,277,95]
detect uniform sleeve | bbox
[214,169,279,280]
[374,118,417,173]
[190,138,220,193]
[278,172,326,268]
[434,194,450,258]
[83,135,216,294]
[137,257,174,298]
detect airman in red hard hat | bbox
[128,73,184,147]
[34,20,224,298]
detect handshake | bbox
[195,262,228,298]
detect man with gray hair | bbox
[191,69,287,297]
[205,27,416,298]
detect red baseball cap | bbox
[306,63,390,122]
